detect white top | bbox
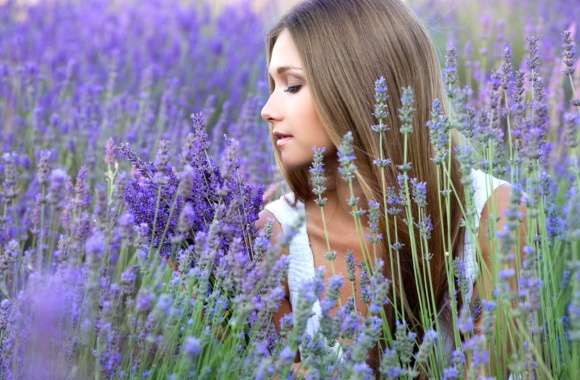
[263,168,509,362]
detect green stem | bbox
[378,130,400,319]
[148,186,163,257]
[402,132,430,326]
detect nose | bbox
[260,95,280,123]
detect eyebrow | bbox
[268,65,304,77]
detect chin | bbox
[282,160,312,173]
[278,147,313,171]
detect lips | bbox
[273,131,293,140]
[273,131,293,147]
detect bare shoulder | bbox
[476,183,528,299]
[255,209,284,244]
[255,209,290,282]
[479,183,527,233]
[255,209,293,334]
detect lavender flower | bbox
[416,214,433,241]
[379,347,403,379]
[346,249,356,283]
[366,259,390,315]
[563,112,579,152]
[2,153,18,206]
[501,44,514,94]
[337,297,364,339]
[393,320,416,367]
[360,263,371,304]
[352,362,375,380]
[451,349,466,374]
[444,43,458,97]
[415,329,438,366]
[309,146,328,208]
[280,314,294,335]
[118,212,135,240]
[371,76,390,132]
[462,334,489,374]
[569,267,580,341]
[1,266,86,379]
[120,265,139,298]
[398,87,415,135]
[426,99,449,164]
[526,34,541,75]
[177,164,194,198]
[322,275,344,314]
[458,305,474,334]
[85,230,105,259]
[276,346,295,366]
[386,186,403,216]
[0,298,11,331]
[338,131,357,182]
[410,177,427,208]
[442,366,460,379]
[183,336,202,359]
[105,137,116,166]
[562,30,576,76]
[136,291,154,315]
[36,150,51,187]
[367,199,383,245]
[0,240,18,282]
[177,202,195,234]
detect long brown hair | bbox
[265,0,467,369]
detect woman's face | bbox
[260,29,335,171]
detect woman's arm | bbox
[472,183,529,376]
[254,210,302,364]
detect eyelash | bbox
[284,85,302,94]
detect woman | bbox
[255,0,527,377]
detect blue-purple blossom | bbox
[562,29,576,76]
[410,177,427,208]
[415,329,438,365]
[183,336,202,359]
[380,347,403,379]
[85,230,105,258]
[458,305,474,334]
[338,131,357,182]
[309,146,328,208]
[501,44,514,93]
[393,320,416,367]
[352,362,375,380]
[367,199,383,244]
[442,366,460,379]
[444,43,458,97]
[277,346,295,366]
[398,87,415,135]
[426,98,449,164]
[346,250,356,283]
[372,76,390,133]
[462,334,489,371]
[136,291,154,314]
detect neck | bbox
[308,155,367,225]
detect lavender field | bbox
[0,0,578,379]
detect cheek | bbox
[307,117,332,149]
[299,98,331,146]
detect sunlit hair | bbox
[265,0,467,372]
